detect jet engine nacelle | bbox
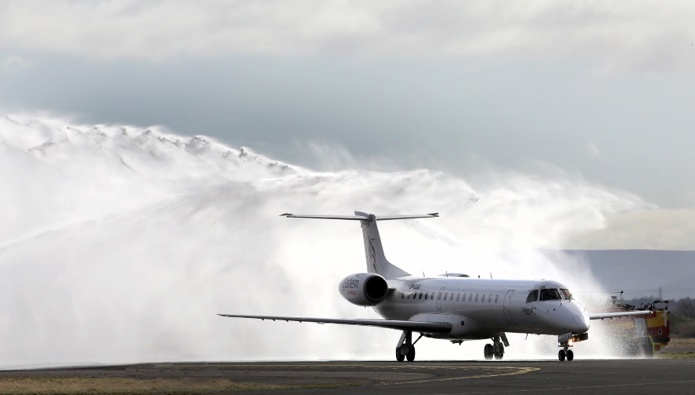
[339,273,388,306]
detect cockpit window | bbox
[560,288,573,300]
[526,290,538,303]
[539,288,561,301]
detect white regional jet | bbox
[219,212,650,362]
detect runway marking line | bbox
[377,365,540,386]
[154,362,539,385]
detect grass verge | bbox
[0,377,354,394]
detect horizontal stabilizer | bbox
[218,313,451,333]
[281,212,439,221]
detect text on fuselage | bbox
[342,278,360,289]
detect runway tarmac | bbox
[1,359,695,394]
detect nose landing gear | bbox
[557,332,587,361]
[558,348,574,362]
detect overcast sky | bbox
[2,0,695,210]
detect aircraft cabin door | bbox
[436,287,445,311]
[503,290,517,326]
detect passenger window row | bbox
[401,291,500,304]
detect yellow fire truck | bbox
[598,296,670,356]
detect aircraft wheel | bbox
[566,349,574,361]
[406,346,416,362]
[484,344,494,360]
[558,349,566,361]
[396,347,405,362]
[493,343,504,360]
[640,337,654,358]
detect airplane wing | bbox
[218,314,452,333]
[589,310,653,320]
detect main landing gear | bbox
[395,330,423,362]
[483,334,509,360]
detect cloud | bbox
[1,1,694,71]
[0,55,34,73]
[567,209,695,250]
[586,141,601,157]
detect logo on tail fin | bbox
[369,239,377,273]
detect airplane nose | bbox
[548,303,590,334]
[575,310,591,333]
[568,304,590,333]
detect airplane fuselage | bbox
[376,277,591,340]
[221,211,639,362]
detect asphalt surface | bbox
[2,359,695,394]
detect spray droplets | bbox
[0,114,646,366]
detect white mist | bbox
[0,114,646,366]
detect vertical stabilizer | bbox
[355,211,411,279]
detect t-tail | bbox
[280,211,438,279]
